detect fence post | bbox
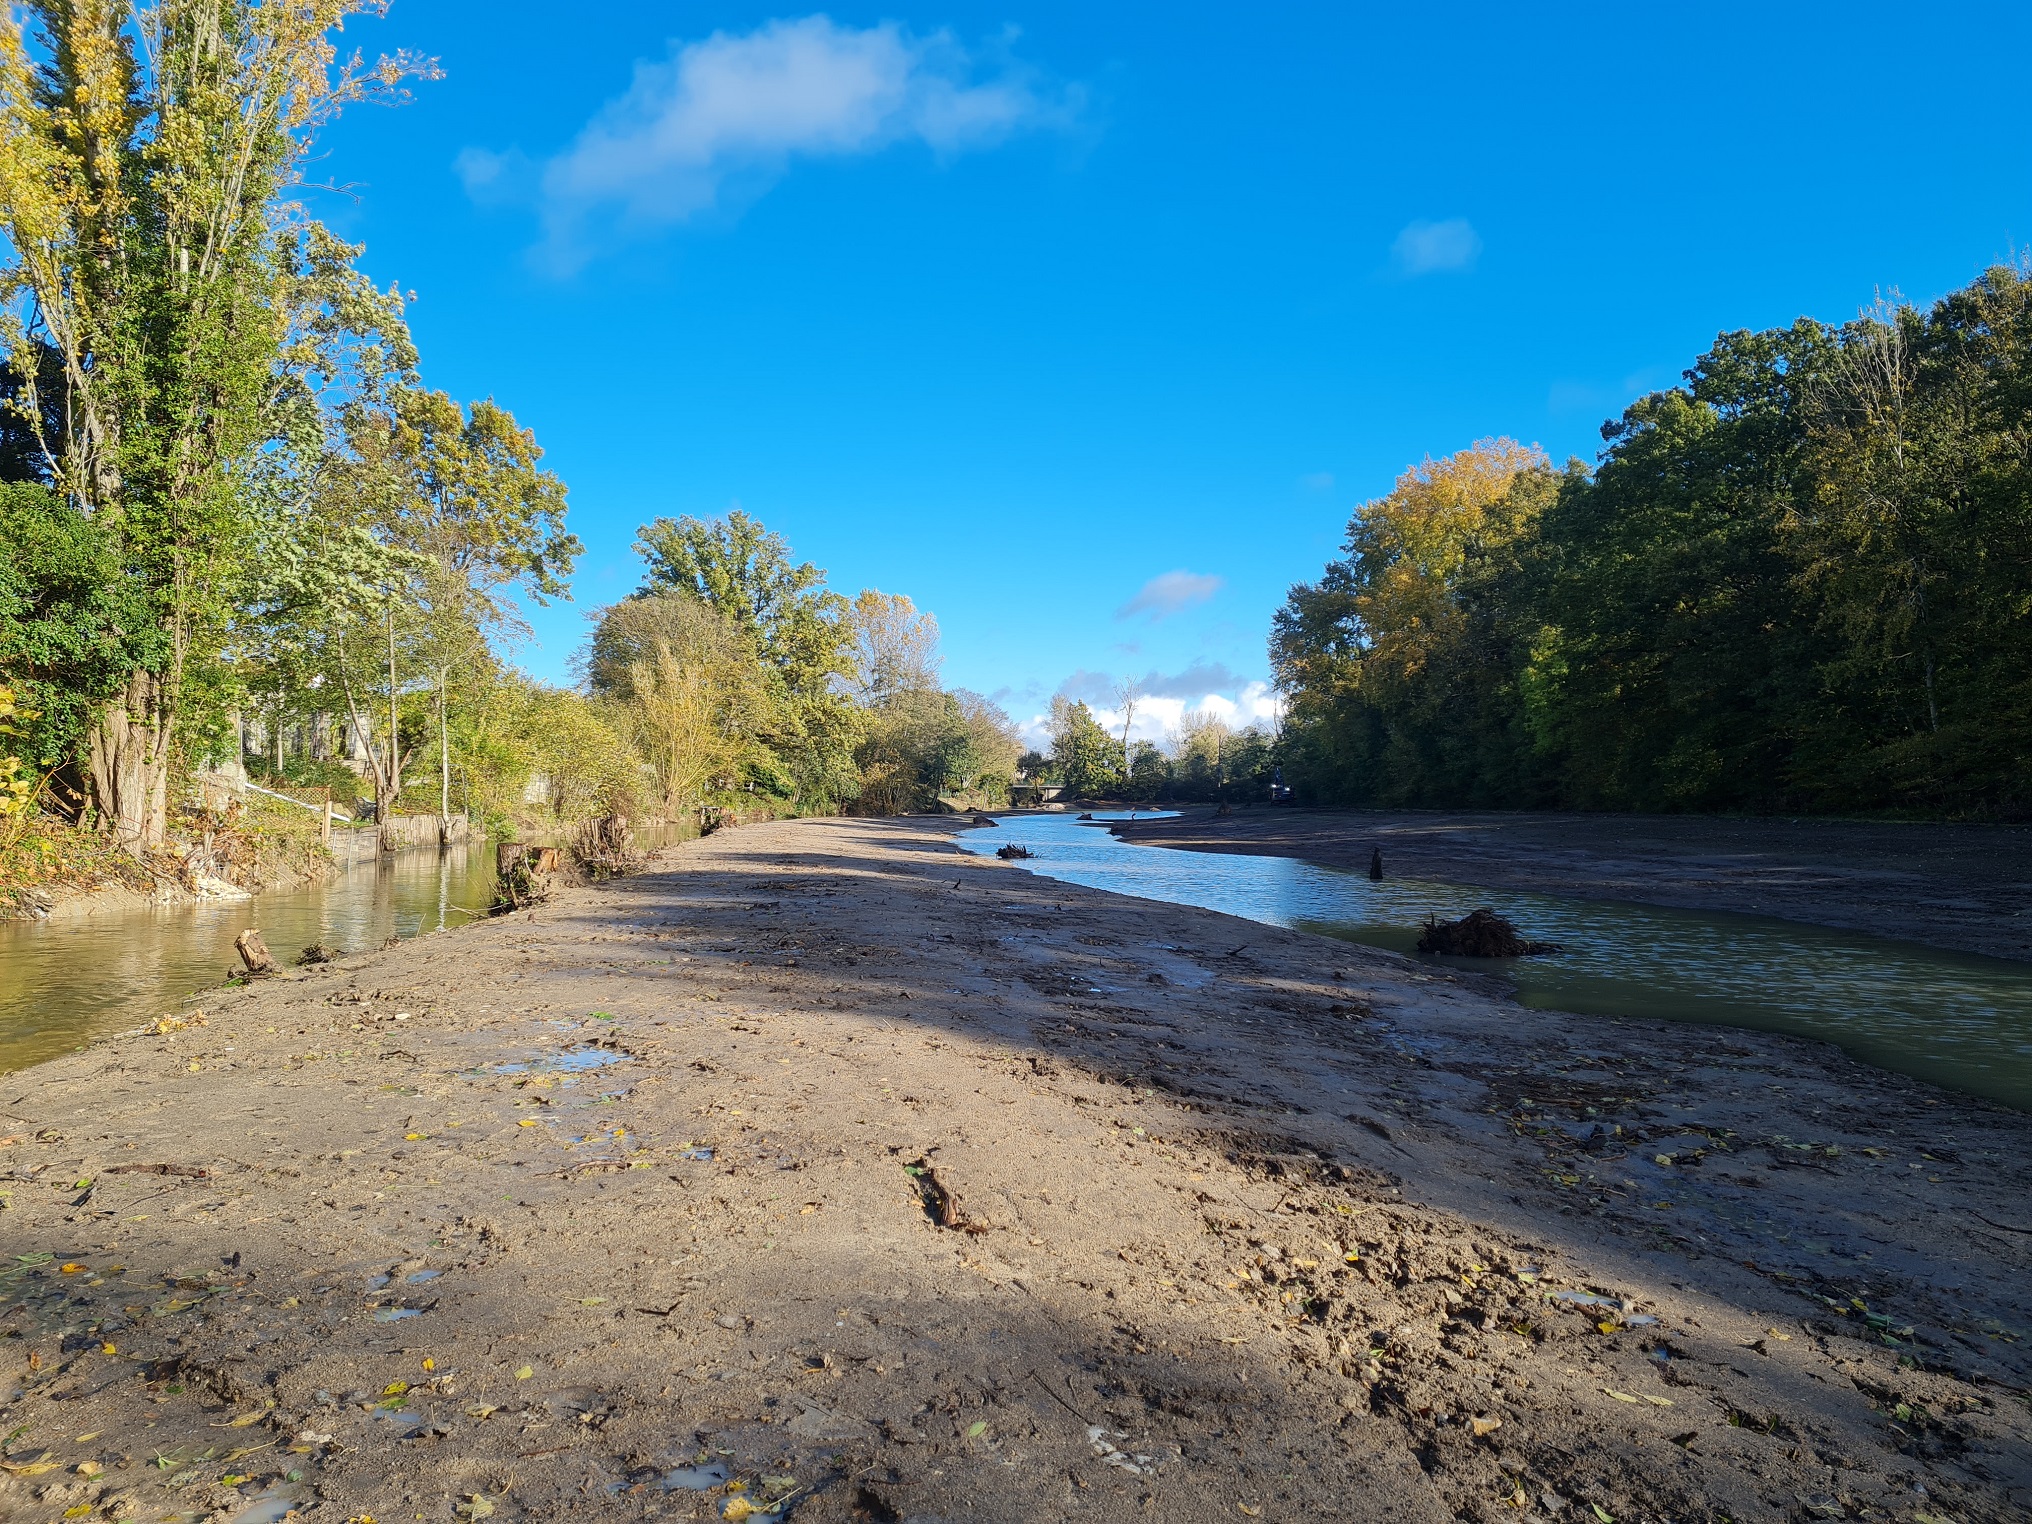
[321,786,332,849]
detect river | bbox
[957,811,2032,1112]
[0,824,693,1074]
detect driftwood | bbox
[996,844,1034,860]
[1416,907,1562,958]
[971,815,998,827]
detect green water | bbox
[960,813,2032,1112]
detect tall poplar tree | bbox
[0,0,431,848]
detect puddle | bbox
[481,1045,631,1078]
[405,1269,442,1284]
[372,1306,426,1322]
[961,812,2032,1110]
[228,1488,308,1524]
[682,1148,716,1162]
[661,1461,732,1491]
[1546,1289,1624,1311]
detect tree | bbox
[0,0,434,849]
[586,592,778,819]
[632,510,860,810]
[341,387,579,832]
[846,590,941,705]
[1049,696,1122,797]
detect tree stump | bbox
[234,929,280,976]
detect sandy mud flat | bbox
[0,817,2026,1523]
[1112,809,2032,964]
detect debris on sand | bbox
[1417,906,1562,956]
[971,814,998,826]
[298,941,338,966]
[492,843,560,912]
[996,844,1034,860]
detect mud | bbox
[0,816,2025,1523]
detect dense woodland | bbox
[1275,267,2032,817]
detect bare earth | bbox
[1112,809,2032,963]
[0,816,2027,1524]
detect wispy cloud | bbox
[1115,569,1223,623]
[459,16,1076,269]
[1299,471,1335,492]
[1390,217,1481,276]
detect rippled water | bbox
[958,812,2032,1111]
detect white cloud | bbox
[1115,570,1223,623]
[1300,471,1335,492]
[1391,218,1481,276]
[472,16,1073,267]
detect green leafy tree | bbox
[1049,696,1123,797]
[632,510,861,811]
[0,0,434,848]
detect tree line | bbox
[1274,265,2032,817]
[0,0,1020,855]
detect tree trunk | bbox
[438,670,452,846]
[87,669,172,854]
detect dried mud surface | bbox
[1112,810,2032,963]
[0,816,2027,1524]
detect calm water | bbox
[0,823,693,1073]
[958,812,2032,1112]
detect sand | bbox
[0,815,2026,1523]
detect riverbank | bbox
[1112,808,2032,964]
[0,816,2026,1522]
[1,798,335,923]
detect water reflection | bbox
[0,839,500,1072]
[959,812,2032,1112]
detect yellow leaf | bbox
[99,1342,116,1356]
[1604,1389,1639,1403]
[1641,1394,1674,1407]
[405,1133,426,1141]
[382,1381,409,1397]
[59,1262,86,1274]
[1239,1508,1263,1519]
[518,1119,539,1127]
[515,1365,533,1380]
[422,1357,435,1371]
[0,1455,58,1476]
[218,1410,266,1428]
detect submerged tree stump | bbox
[1416,907,1562,957]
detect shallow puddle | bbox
[962,812,2032,1111]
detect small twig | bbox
[1029,1369,1094,1426]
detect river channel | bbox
[0,824,693,1074]
[958,811,2032,1112]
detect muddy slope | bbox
[0,817,2026,1524]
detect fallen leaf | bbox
[1604,1389,1639,1403]
[1592,1506,1615,1524]
[514,1365,533,1380]
[59,1262,86,1274]
[1239,1508,1263,1519]
[0,1454,58,1476]
[1641,1394,1674,1407]
[966,1420,987,1438]
[99,1342,116,1356]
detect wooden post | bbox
[322,786,332,849]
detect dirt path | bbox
[0,817,2026,1524]
[1113,809,2032,963]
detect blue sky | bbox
[317,2,2032,744]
